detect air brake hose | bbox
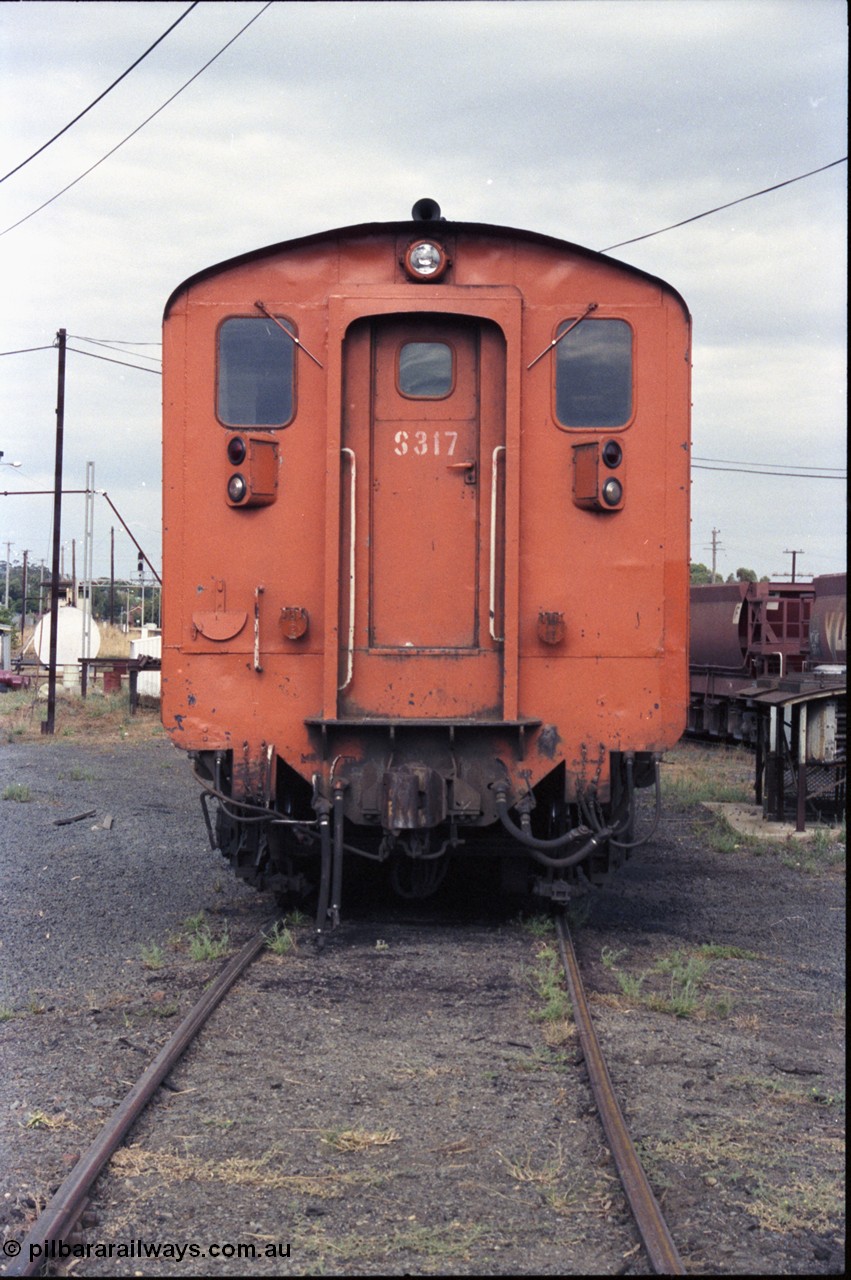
[493,787,614,868]
[610,758,663,849]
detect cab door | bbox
[339,313,505,718]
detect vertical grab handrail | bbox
[489,445,506,643]
[339,447,356,691]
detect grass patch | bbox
[661,742,754,809]
[528,943,571,1022]
[140,940,165,970]
[149,1000,179,1018]
[640,1115,845,1235]
[110,1144,368,1198]
[734,1074,846,1112]
[303,1220,488,1267]
[527,942,573,1045]
[386,1222,488,1259]
[515,912,554,937]
[265,921,297,955]
[66,765,96,782]
[601,942,757,1019]
[24,1110,67,1131]
[175,911,231,961]
[3,782,32,802]
[187,924,230,961]
[320,1126,400,1153]
[780,825,846,874]
[0,681,163,744]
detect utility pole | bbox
[20,550,28,642]
[82,461,94,660]
[704,528,723,582]
[3,540,11,608]
[43,327,66,736]
[783,548,804,583]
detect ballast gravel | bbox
[0,730,845,1276]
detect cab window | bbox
[555,318,632,427]
[217,317,295,426]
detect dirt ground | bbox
[0,710,845,1275]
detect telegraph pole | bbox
[110,526,115,626]
[783,548,804,583]
[20,550,28,642]
[42,328,66,736]
[704,528,723,582]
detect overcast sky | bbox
[1,0,846,586]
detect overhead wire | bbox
[693,455,845,471]
[64,346,161,376]
[0,345,57,357]
[598,157,847,253]
[0,1,274,238]
[69,335,162,365]
[692,463,844,480]
[0,2,199,185]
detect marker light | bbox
[227,436,247,465]
[403,240,449,282]
[602,439,623,469]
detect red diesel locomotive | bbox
[161,200,691,932]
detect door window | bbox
[398,342,454,398]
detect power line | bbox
[0,345,57,357]
[598,157,847,253]
[692,463,845,480]
[0,3,199,185]
[65,346,161,376]
[693,455,845,472]
[0,341,159,374]
[69,335,162,365]
[1,2,274,238]
[71,335,162,347]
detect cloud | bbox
[0,0,845,583]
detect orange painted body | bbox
[162,213,690,901]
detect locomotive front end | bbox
[162,202,690,931]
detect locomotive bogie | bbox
[163,207,691,920]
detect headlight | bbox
[227,473,247,503]
[602,477,623,507]
[403,240,449,282]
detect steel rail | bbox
[6,922,276,1278]
[555,914,685,1275]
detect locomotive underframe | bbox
[191,734,656,929]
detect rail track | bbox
[555,914,684,1275]
[5,924,276,1279]
[6,908,687,1278]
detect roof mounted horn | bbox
[411,198,444,222]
